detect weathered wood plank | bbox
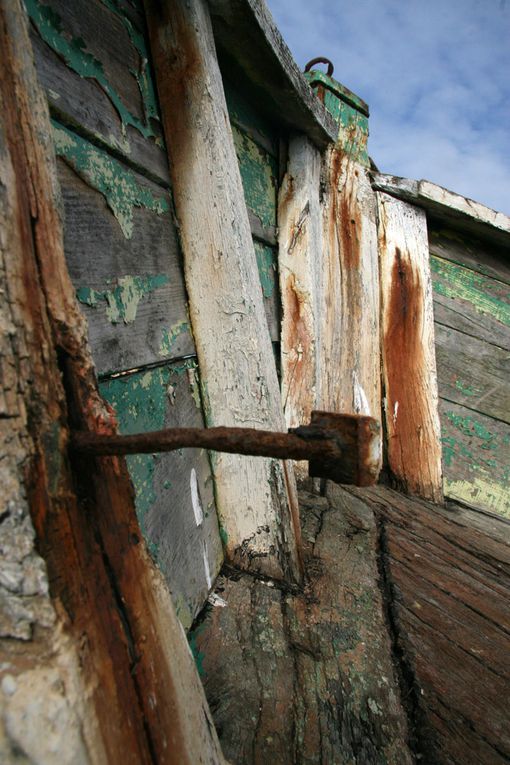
[428,225,510,286]
[223,75,279,158]
[321,150,382,432]
[435,323,510,424]
[378,191,443,502]
[208,0,337,149]
[26,0,170,184]
[431,253,510,351]
[145,0,302,582]
[193,487,412,764]
[53,135,194,375]
[278,135,322,479]
[0,2,225,761]
[371,173,510,249]
[349,484,510,765]
[100,359,223,629]
[439,400,510,518]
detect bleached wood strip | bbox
[278,135,322,481]
[145,0,301,582]
[377,191,443,502]
[320,147,382,444]
[371,173,510,248]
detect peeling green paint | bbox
[188,623,207,676]
[431,256,510,327]
[159,319,190,357]
[232,125,277,230]
[77,274,169,324]
[26,0,159,141]
[254,241,277,299]
[52,121,169,237]
[454,379,480,397]
[444,410,497,449]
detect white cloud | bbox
[267,0,510,214]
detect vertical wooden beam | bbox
[320,147,382,446]
[377,192,443,502]
[278,135,323,481]
[145,0,301,582]
[0,2,226,762]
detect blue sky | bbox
[267,0,510,215]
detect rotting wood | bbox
[145,0,302,583]
[377,191,443,502]
[278,134,323,479]
[0,2,226,761]
[320,146,382,426]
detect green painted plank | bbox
[232,124,277,231]
[223,77,278,157]
[100,359,223,629]
[440,400,510,519]
[254,241,279,341]
[428,226,510,286]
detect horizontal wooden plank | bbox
[439,400,510,518]
[435,323,510,424]
[55,135,194,375]
[223,76,278,157]
[371,173,510,249]
[100,359,223,629]
[428,225,510,286]
[27,0,170,185]
[209,0,338,149]
[431,254,510,351]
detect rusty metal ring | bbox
[304,57,334,77]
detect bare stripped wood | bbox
[428,225,510,286]
[377,192,443,502]
[353,484,510,764]
[320,148,382,431]
[145,0,301,582]
[0,2,225,761]
[278,135,322,478]
[371,173,510,249]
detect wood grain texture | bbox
[208,0,337,149]
[439,400,510,518]
[27,0,170,185]
[145,0,302,583]
[428,224,510,286]
[320,148,382,437]
[354,484,510,765]
[193,487,412,765]
[435,323,510,424]
[378,191,443,502]
[371,173,510,249]
[278,135,323,479]
[56,156,194,375]
[100,359,223,630]
[0,3,226,761]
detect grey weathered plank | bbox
[57,154,194,375]
[431,254,510,351]
[428,225,510,286]
[100,359,223,630]
[435,323,510,424]
[209,0,337,149]
[439,399,510,518]
[27,0,170,185]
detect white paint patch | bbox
[352,371,370,415]
[190,468,203,527]
[202,541,212,590]
[393,401,399,425]
[208,593,227,608]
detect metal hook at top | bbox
[304,57,334,77]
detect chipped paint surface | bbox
[76,274,169,324]
[159,319,190,357]
[52,121,169,237]
[254,241,277,298]
[26,0,160,140]
[232,125,277,229]
[444,477,510,519]
[431,255,510,327]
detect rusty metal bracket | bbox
[304,57,334,77]
[71,411,381,487]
